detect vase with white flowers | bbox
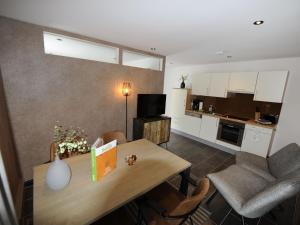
[179,75,188,88]
[46,123,91,191]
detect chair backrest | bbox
[268,143,300,178]
[102,131,127,145]
[168,178,210,217]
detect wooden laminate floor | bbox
[21,132,297,225]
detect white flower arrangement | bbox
[179,75,188,82]
[53,123,90,156]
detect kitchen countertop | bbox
[185,109,277,130]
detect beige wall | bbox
[0,17,165,181]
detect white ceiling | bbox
[1,0,300,65]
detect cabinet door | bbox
[143,121,160,144]
[192,73,211,96]
[254,71,288,103]
[209,73,230,98]
[229,72,258,93]
[241,125,273,157]
[199,115,219,142]
[181,115,202,137]
[170,89,187,118]
[159,119,170,143]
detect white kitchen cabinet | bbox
[199,115,219,142]
[241,125,273,157]
[209,73,230,98]
[229,72,258,93]
[170,88,187,131]
[170,89,187,118]
[191,73,211,96]
[254,71,288,103]
[181,115,202,137]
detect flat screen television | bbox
[137,94,166,118]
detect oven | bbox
[217,119,245,146]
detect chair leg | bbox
[220,207,233,225]
[205,189,218,207]
[256,217,262,225]
[190,216,194,225]
[242,216,245,225]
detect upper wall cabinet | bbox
[229,72,258,93]
[209,73,230,98]
[191,73,211,96]
[254,71,288,103]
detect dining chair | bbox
[101,131,127,145]
[137,178,210,225]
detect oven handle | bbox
[224,124,235,128]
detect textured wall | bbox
[0,17,164,181]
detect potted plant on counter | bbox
[179,75,188,88]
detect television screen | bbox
[137,94,166,118]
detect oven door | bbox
[217,120,245,146]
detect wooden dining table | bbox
[33,139,191,225]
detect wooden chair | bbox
[138,178,210,225]
[101,131,127,145]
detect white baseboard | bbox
[171,128,236,155]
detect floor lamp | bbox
[122,82,131,139]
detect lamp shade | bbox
[122,82,131,96]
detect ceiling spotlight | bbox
[150,47,156,51]
[227,55,232,58]
[57,38,62,41]
[253,20,264,25]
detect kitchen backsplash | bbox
[188,93,282,119]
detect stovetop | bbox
[225,115,250,121]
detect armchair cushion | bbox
[268,143,300,178]
[208,165,269,213]
[236,151,275,182]
[238,163,276,182]
[236,151,268,171]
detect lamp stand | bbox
[125,94,128,139]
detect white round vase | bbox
[46,155,71,191]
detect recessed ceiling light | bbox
[216,50,224,55]
[253,20,264,25]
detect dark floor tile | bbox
[191,162,216,179]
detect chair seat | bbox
[208,165,269,212]
[142,182,186,225]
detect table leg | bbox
[179,167,191,196]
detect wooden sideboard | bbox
[133,116,171,144]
